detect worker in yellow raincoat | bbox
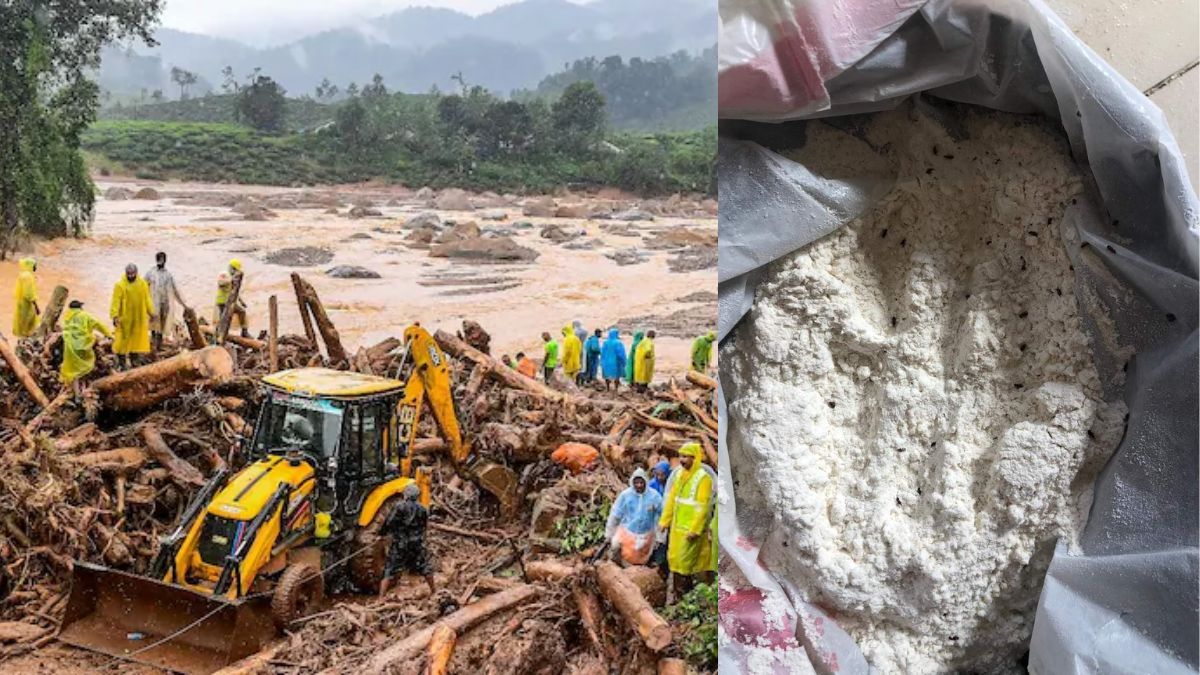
[633,329,656,392]
[110,264,155,370]
[215,259,250,338]
[61,300,112,393]
[658,442,713,592]
[561,325,582,384]
[12,257,40,338]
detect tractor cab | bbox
[256,368,422,524]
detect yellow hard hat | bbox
[229,258,243,272]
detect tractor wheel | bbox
[349,498,395,592]
[271,562,324,629]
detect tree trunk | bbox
[434,329,565,402]
[201,326,265,350]
[657,658,688,675]
[622,565,667,607]
[68,447,148,472]
[141,424,205,487]
[596,561,672,651]
[572,584,612,662]
[295,276,347,365]
[91,346,234,412]
[183,307,207,349]
[424,624,457,675]
[524,559,580,583]
[214,271,244,344]
[685,370,716,390]
[290,273,317,348]
[362,584,538,672]
[268,295,278,372]
[24,389,71,434]
[0,335,50,407]
[34,286,68,338]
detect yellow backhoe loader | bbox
[58,325,517,674]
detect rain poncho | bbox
[601,329,627,380]
[561,325,582,378]
[110,275,154,354]
[572,320,588,348]
[606,468,664,565]
[145,265,185,333]
[12,258,38,337]
[517,356,537,378]
[626,331,644,381]
[60,308,111,383]
[649,460,672,496]
[584,333,602,380]
[633,335,655,384]
[659,443,713,575]
[543,338,560,368]
[691,331,716,372]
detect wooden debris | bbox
[268,295,279,373]
[294,275,347,365]
[91,346,234,411]
[183,306,207,349]
[34,286,68,338]
[214,271,244,344]
[685,370,716,390]
[141,424,205,487]
[0,336,50,407]
[290,272,318,348]
[596,561,672,651]
[424,624,457,675]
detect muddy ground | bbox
[0,181,717,373]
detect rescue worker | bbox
[561,325,582,384]
[625,330,644,385]
[572,320,588,353]
[605,468,663,566]
[60,300,111,394]
[648,460,671,496]
[601,328,626,391]
[215,259,250,339]
[501,354,516,369]
[658,443,713,592]
[633,329,656,392]
[541,332,559,382]
[110,264,155,370]
[515,351,537,378]
[144,251,189,353]
[12,257,40,338]
[379,483,435,596]
[691,330,716,372]
[584,328,602,384]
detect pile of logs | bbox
[0,273,718,673]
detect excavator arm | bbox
[397,324,519,513]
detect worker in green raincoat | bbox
[691,331,716,372]
[61,300,112,392]
[658,442,713,592]
[12,257,40,338]
[541,331,559,382]
[625,330,644,383]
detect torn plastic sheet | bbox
[717,0,1199,672]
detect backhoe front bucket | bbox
[59,562,277,675]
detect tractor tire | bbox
[349,498,395,592]
[271,562,324,630]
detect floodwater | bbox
[0,179,716,374]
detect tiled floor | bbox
[1045,0,1199,194]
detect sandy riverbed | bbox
[0,179,716,374]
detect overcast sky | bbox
[161,0,580,46]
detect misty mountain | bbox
[99,0,714,99]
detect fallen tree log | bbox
[295,276,348,365]
[630,409,715,442]
[183,307,207,349]
[201,326,265,351]
[24,389,71,435]
[596,561,672,651]
[362,584,538,672]
[141,425,205,487]
[524,559,580,583]
[290,272,318,348]
[68,447,148,472]
[34,286,68,338]
[658,658,688,675]
[434,329,564,402]
[424,624,457,675]
[91,346,234,412]
[572,584,612,663]
[0,335,50,407]
[670,380,717,433]
[623,565,667,607]
[685,370,716,390]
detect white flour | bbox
[723,104,1125,673]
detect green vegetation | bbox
[664,582,718,670]
[553,498,611,554]
[0,0,161,255]
[99,94,334,131]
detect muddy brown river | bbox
[1,179,716,374]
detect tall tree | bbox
[551,81,606,152]
[362,73,388,99]
[221,65,237,94]
[236,73,287,132]
[0,0,162,256]
[170,66,197,99]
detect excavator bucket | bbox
[59,562,277,675]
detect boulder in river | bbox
[133,187,160,200]
[326,265,382,279]
[430,236,539,262]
